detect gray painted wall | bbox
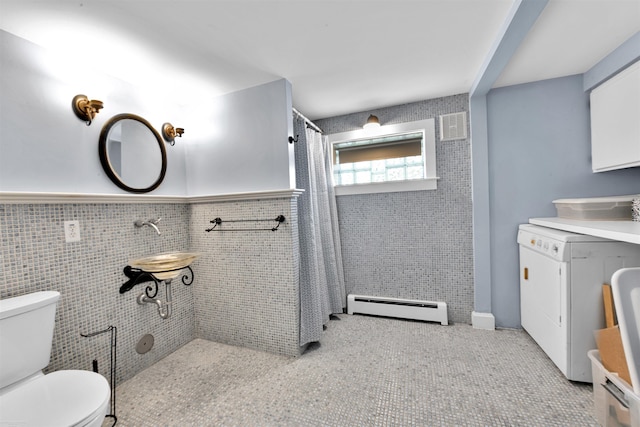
[486,74,640,328]
[315,94,474,324]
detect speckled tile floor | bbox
[107,315,598,426]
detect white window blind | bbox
[328,118,438,195]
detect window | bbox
[333,132,424,185]
[328,118,437,195]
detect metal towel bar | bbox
[205,215,286,232]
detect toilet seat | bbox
[0,370,110,427]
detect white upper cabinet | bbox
[590,60,640,173]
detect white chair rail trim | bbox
[0,189,304,204]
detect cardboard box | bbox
[596,325,633,386]
[596,284,633,386]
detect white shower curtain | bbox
[294,114,346,346]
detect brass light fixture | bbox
[363,114,381,130]
[72,94,104,126]
[162,123,184,146]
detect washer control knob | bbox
[552,244,559,253]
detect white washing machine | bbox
[517,224,640,383]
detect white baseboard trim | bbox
[472,311,495,330]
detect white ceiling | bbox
[494,0,639,88]
[1,0,638,120]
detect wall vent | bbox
[347,294,448,325]
[439,112,467,141]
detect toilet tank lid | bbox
[0,291,60,320]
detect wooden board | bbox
[602,283,616,328]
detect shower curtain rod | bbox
[293,107,323,134]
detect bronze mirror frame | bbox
[99,113,167,193]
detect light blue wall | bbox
[469,0,548,323]
[486,74,640,328]
[471,13,640,329]
[0,30,294,197]
[0,30,187,195]
[0,31,303,379]
[583,31,640,91]
[185,79,295,196]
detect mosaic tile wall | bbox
[315,94,474,323]
[0,203,194,385]
[190,198,302,357]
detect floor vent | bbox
[347,294,448,325]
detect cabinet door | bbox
[590,60,640,172]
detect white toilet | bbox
[0,291,110,427]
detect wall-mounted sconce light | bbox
[363,114,381,130]
[72,94,104,126]
[162,123,184,146]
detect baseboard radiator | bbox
[347,294,448,325]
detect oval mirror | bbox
[99,113,167,193]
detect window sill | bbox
[334,178,439,196]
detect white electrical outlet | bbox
[64,220,81,242]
